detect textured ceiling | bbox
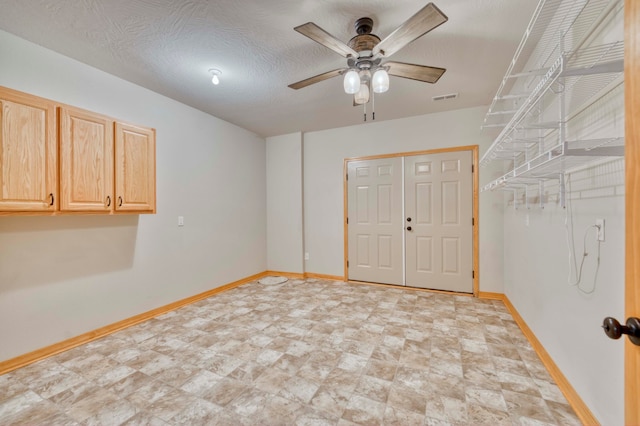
[0,0,538,137]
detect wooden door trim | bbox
[625,0,639,423]
[343,145,479,296]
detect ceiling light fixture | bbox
[209,68,222,85]
[343,70,360,94]
[354,82,370,104]
[346,65,386,121]
[372,69,389,93]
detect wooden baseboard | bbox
[264,271,345,281]
[478,291,504,300]
[501,296,599,426]
[304,272,345,281]
[0,271,268,376]
[265,271,306,280]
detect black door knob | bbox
[602,316,640,346]
[407,217,412,222]
[406,226,412,231]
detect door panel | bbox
[347,158,403,285]
[442,181,459,225]
[378,184,392,223]
[442,237,460,274]
[405,151,473,292]
[416,237,433,272]
[416,183,433,224]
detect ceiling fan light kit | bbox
[289,2,448,121]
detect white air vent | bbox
[432,93,458,101]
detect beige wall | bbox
[266,132,304,273]
[500,6,625,424]
[0,30,267,361]
[299,106,505,293]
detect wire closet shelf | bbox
[479,0,624,202]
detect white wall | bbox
[500,3,625,423]
[266,132,304,273]
[0,30,267,361]
[503,160,625,426]
[301,106,505,292]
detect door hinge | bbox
[472,164,474,173]
[346,173,349,181]
[472,270,475,278]
[347,260,349,268]
[346,217,349,224]
[472,217,474,226]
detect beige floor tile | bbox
[341,394,386,424]
[0,279,579,426]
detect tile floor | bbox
[0,278,581,425]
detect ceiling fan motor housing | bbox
[349,17,380,53]
[348,34,381,53]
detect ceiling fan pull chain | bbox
[364,99,367,122]
[372,91,375,121]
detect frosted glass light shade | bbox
[343,70,360,94]
[355,83,370,104]
[372,69,389,93]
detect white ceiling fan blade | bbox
[386,62,446,83]
[294,22,359,58]
[373,3,448,58]
[288,69,344,90]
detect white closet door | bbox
[404,151,473,292]
[347,158,404,285]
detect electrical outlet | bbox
[595,219,605,241]
[304,252,310,261]
[178,216,184,227]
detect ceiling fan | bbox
[288,2,448,106]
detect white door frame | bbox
[343,145,479,296]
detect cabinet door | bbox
[0,87,57,212]
[59,106,114,212]
[115,122,156,213]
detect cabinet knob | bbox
[106,196,111,207]
[406,226,412,231]
[407,217,412,222]
[118,196,123,207]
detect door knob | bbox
[406,226,412,231]
[602,317,640,346]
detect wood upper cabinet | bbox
[0,87,57,212]
[0,86,156,215]
[115,122,156,213]
[59,106,114,212]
